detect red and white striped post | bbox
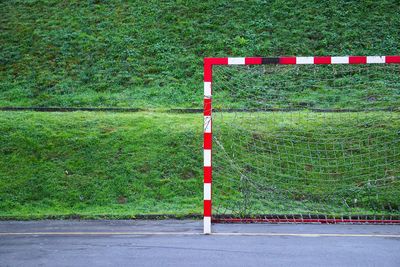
[203,55,400,234]
[203,58,213,234]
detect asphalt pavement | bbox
[0,220,399,266]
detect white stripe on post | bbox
[332,57,349,64]
[204,82,211,96]
[204,116,212,133]
[204,149,211,167]
[204,216,211,234]
[204,183,211,200]
[367,56,385,64]
[228,58,245,65]
[296,57,313,64]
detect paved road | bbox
[0,220,399,266]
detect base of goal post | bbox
[205,216,400,235]
[204,217,211,234]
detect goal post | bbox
[203,56,400,234]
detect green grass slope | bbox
[1,1,399,219]
[0,112,203,219]
[1,112,398,219]
[1,0,400,108]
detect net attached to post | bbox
[211,63,400,223]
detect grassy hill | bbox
[1,0,400,108]
[0,111,203,218]
[0,111,399,219]
[0,1,399,219]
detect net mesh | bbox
[211,63,400,222]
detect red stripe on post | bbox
[204,58,228,82]
[204,98,211,116]
[204,62,212,82]
[386,56,400,63]
[204,200,212,216]
[204,132,212,150]
[314,56,331,64]
[245,57,262,65]
[279,57,296,64]
[349,56,366,64]
[204,166,212,183]
[205,57,228,65]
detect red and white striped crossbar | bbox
[203,55,400,234]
